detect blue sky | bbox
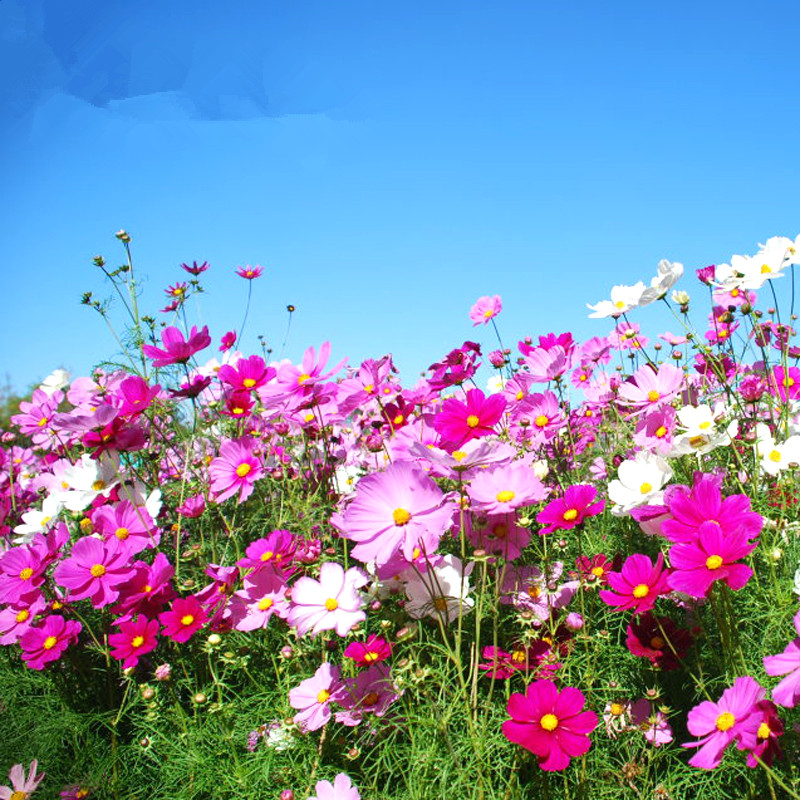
[3,0,800,392]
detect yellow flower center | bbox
[689,435,706,448]
[243,378,256,388]
[363,691,380,706]
[393,414,405,425]
[181,614,195,626]
[654,425,667,438]
[534,414,549,428]
[433,597,449,612]
[258,598,273,611]
[757,722,771,739]
[632,584,649,598]
[298,373,311,384]
[591,566,605,578]
[37,416,48,427]
[650,636,665,649]
[115,527,130,540]
[527,586,541,599]
[15,609,30,623]
[43,635,58,650]
[19,567,33,581]
[786,377,796,388]
[393,508,412,526]
[317,689,330,703]
[491,523,508,539]
[260,550,274,562]
[615,300,626,309]
[761,263,772,274]
[610,702,624,716]
[483,308,494,319]
[90,564,106,578]
[540,713,559,731]
[496,490,516,503]
[640,482,653,494]
[511,650,526,663]
[325,598,339,611]
[363,383,374,394]
[705,554,723,570]
[452,450,467,462]
[562,508,579,521]
[731,288,739,297]
[715,712,735,731]
[235,462,252,477]
[364,651,378,663]
[92,480,106,491]
[769,450,782,463]
[515,390,524,401]
[10,791,28,800]
[699,420,712,430]
[131,635,145,648]
[647,390,660,402]
[466,414,480,428]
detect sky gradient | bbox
[3,0,800,391]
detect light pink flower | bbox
[208,438,263,503]
[469,295,502,326]
[289,662,348,732]
[763,609,800,707]
[308,773,361,800]
[287,562,367,637]
[0,759,44,799]
[468,462,548,515]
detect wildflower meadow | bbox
[5,232,800,799]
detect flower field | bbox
[4,234,800,799]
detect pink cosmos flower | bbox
[181,260,209,275]
[0,596,46,645]
[53,537,135,608]
[287,562,367,638]
[219,331,237,352]
[335,664,399,726]
[0,543,47,604]
[142,325,211,367]
[108,616,160,669]
[159,596,208,643]
[763,609,800,707]
[469,295,502,325]
[289,662,348,732]
[343,635,392,667]
[268,342,347,399]
[235,264,263,279]
[176,494,206,518]
[0,760,44,799]
[502,679,597,771]
[608,321,648,352]
[523,346,569,382]
[468,462,548,515]
[432,388,506,449]
[617,363,684,410]
[630,699,673,747]
[683,676,763,769]
[598,553,670,615]
[625,613,692,670]
[633,406,676,454]
[92,499,157,554]
[208,438,263,503]
[465,512,531,560]
[218,355,275,392]
[237,529,296,573]
[113,552,176,621]
[114,375,160,417]
[228,568,289,632]
[331,462,454,571]
[19,615,82,670]
[770,366,800,403]
[744,700,783,767]
[667,524,756,598]
[536,484,604,535]
[308,773,361,800]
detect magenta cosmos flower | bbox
[235,264,263,279]
[598,553,670,615]
[667,523,756,598]
[343,634,392,667]
[502,679,597,771]
[159,596,208,643]
[432,388,506,450]
[289,661,348,732]
[142,325,211,367]
[308,773,361,800]
[287,562,367,638]
[109,616,160,669]
[469,295,502,326]
[763,609,800,707]
[661,472,763,545]
[53,537,135,608]
[468,462,548,515]
[208,438,263,503]
[683,676,763,769]
[331,462,454,571]
[19,615,82,670]
[536,484,604,535]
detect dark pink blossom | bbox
[54,537,135,608]
[536,484,604,535]
[598,553,670,615]
[142,325,211,367]
[109,616,159,669]
[159,596,208,643]
[19,614,81,670]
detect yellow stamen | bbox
[496,490,516,503]
[534,414,549,428]
[655,425,667,438]
[540,713,559,731]
[181,614,195,626]
[115,527,130,540]
[317,689,330,703]
[131,636,145,648]
[610,702,624,716]
[639,482,653,494]
[650,636,665,649]
[466,414,480,428]
[258,597,273,611]
[393,508,411,526]
[647,390,660,402]
[705,555,723,570]
[715,712,735,731]
[757,722,771,739]
[243,378,256,388]
[235,462,252,478]
[562,508,578,521]
[90,564,106,578]
[15,609,29,623]
[632,584,649,599]
[769,450,782,463]
[43,635,58,650]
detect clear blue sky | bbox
[3,0,800,391]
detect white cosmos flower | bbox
[641,260,684,304]
[38,368,71,396]
[587,282,648,319]
[53,453,120,511]
[404,555,474,622]
[754,423,800,477]
[13,494,64,545]
[608,451,673,516]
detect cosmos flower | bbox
[763,609,800,707]
[469,295,502,326]
[502,679,597,771]
[288,662,348,732]
[142,326,211,367]
[235,264,263,279]
[307,773,361,800]
[598,553,671,615]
